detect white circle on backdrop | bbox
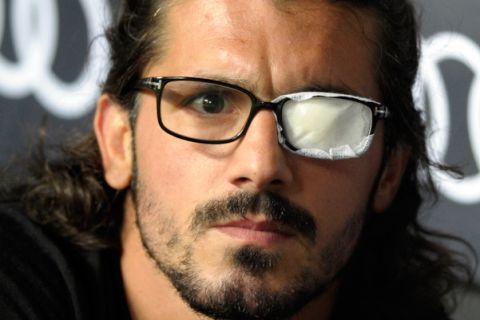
[0,0,111,118]
[419,32,480,205]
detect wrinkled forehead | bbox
[165,0,378,46]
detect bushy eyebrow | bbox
[192,72,364,98]
[294,82,363,97]
[192,72,254,90]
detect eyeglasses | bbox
[135,76,389,160]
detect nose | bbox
[225,109,293,191]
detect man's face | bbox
[131,0,382,318]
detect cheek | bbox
[294,163,371,277]
[291,151,380,243]
[134,105,191,209]
[298,161,373,210]
[134,104,223,215]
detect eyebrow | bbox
[193,72,256,91]
[191,72,366,98]
[294,82,363,97]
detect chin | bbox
[157,243,331,320]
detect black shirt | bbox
[0,203,131,319]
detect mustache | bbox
[190,191,317,244]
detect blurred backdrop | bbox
[0,1,478,319]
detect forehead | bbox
[152,0,380,98]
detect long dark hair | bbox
[0,0,475,319]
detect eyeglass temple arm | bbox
[137,77,162,91]
[374,105,390,119]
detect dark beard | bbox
[232,245,280,276]
[165,192,328,319]
[133,190,362,319]
[162,247,328,320]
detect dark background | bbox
[0,1,478,318]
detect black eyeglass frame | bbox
[135,76,390,152]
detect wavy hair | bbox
[0,0,474,319]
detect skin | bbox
[94,0,409,319]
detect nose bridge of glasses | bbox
[243,99,281,142]
[246,100,282,131]
[243,100,282,141]
[251,99,280,115]
[259,100,278,109]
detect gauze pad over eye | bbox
[272,92,377,160]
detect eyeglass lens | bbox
[160,80,251,141]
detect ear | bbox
[373,145,410,213]
[94,94,133,190]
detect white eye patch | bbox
[272,92,376,160]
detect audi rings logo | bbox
[0,0,111,118]
[418,32,480,205]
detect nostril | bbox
[236,177,251,184]
[270,179,283,186]
[232,176,285,190]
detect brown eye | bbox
[182,92,226,114]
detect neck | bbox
[120,192,338,320]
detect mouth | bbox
[212,217,294,246]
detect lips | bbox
[212,218,293,246]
